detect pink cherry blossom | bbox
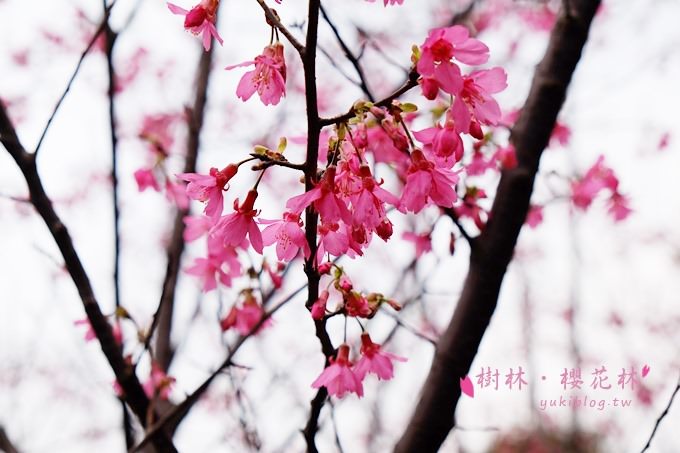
[165,181,189,209]
[261,212,310,262]
[183,215,214,242]
[454,187,488,230]
[227,43,286,106]
[220,295,271,335]
[400,150,459,213]
[350,165,399,230]
[311,344,364,398]
[317,221,350,259]
[417,25,489,77]
[414,119,464,168]
[185,246,241,292]
[178,164,237,218]
[354,333,407,381]
[493,144,518,170]
[134,168,160,192]
[143,363,176,400]
[286,166,352,224]
[450,67,507,134]
[167,0,223,51]
[212,190,263,253]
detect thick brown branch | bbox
[0,426,20,453]
[394,1,602,452]
[0,104,177,453]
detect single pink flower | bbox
[212,190,263,253]
[450,67,507,134]
[417,25,489,77]
[260,212,311,262]
[178,164,237,218]
[134,168,160,192]
[354,333,407,381]
[227,43,286,106]
[286,166,352,224]
[311,344,364,398]
[413,120,464,168]
[350,165,399,230]
[344,292,372,318]
[454,187,487,230]
[167,0,223,51]
[400,150,459,213]
[571,155,619,209]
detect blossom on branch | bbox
[311,344,364,398]
[227,43,287,106]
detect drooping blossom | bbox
[178,164,237,218]
[354,333,407,381]
[400,150,459,213]
[211,190,263,253]
[413,119,464,168]
[311,344,364,398]
[350,165,400,230]
[493,144,518,170]
[607,192,632,222]
[450,68,507,134]
[227,43,286,106]
[167,0,223,51]
[260,212,310,262]
[143,362,176,400]
[286,166,351,224]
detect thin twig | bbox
[320,4,375,101]
[130,286,304,452]
[253,0,305,55]
[319,70,419,126]
[641,374,680,453]
[34,1,117,155]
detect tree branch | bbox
[0,103,177,452]
[254,0,306,55]
[394,1,602,451]
[0,426,20,453]
[130,289,301,452]
[150,36,217,374]
[34,1,117,156]
[319,69,419,126]
[641,374,680,453]
[320,4,375,101]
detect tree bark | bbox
[395,1,602,451]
